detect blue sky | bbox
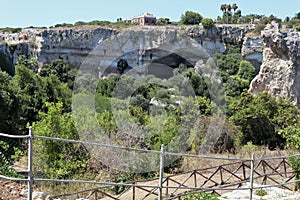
[1,0,300,27]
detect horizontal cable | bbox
[0,132,29,139]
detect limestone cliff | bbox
[0,25,254,70]
[249,21,300,107]
[241,36,263,70]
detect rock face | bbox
[0,25,254,71]
[241,36,263,70]
[249,21,300,107]
[39,28,118,68]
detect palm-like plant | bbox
[226,4,232,23]
[220,4,227,23]
[232,3,238,12]
[220,4,227,13]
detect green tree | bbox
[156,18,170,25]
[32,102,88,179]
[40,59,77,88]
[11,65,44,128]
[201,18,215,29]
[117,59,129,74]
[180,11,203,25]
[0,70,20,134]
[229,92,298,149]
[237,60,256,80]
[16,56,39,73]
[220,4,227,23]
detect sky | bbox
[1,0,300,28]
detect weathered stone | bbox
[0,25,254,72]
[242,36,263,70]
[249,21,300,107]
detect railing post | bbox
[28,126,33,200]
[249,153,254,200]
[158,144,164,200]
[132,181,135,200]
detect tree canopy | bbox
[180,11,203,25]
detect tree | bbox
[233,10,242,24]
[0,70,20,134]
[16,55,39,73]
[295,12,300,19]
[32,102,88,179]
[232,3,238,12]
[180,11,203,25]
[40,59,77,89]
[226,4,232,23]
[229,92,299,150]
[157,18,170,25]
[117,59,129,74]
[201,18,215,29]
[220,4,227,16]
[237,60,256,80]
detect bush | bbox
[32,102,89,179]
[201,18,214,29]
[295,25,300,31]
[180,11,203,25]
[253,23,266,35]
[0,151,22,178]
[181,191,219,200]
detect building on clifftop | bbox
[124,13,156,25]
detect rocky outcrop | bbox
[249,21,300,107]
[39,28,118,68]
[0,29,42,67]
[0,25,254,71]
[241,36,263,70]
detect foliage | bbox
[0,27,22,33]
[288,156,300,190]
[201,18,214,29]
[157,18,170,25]
[17,55,39,73]
[229,92,299,149]
[253,23,266,35]
[0,151,22,178]
[0,51,13,75]
[237,60,256,80]
[220,3,241,24]
[32,102,89,179]
[181,191,219,200]
[40,59,77,89]
[180,11,203,25]
[117,59,129,74]
[255,189,267,196]
[11,65,72,130]
[72,20,139,28]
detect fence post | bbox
[158,144,164,200]
[249,153,254,200]
[28,126,33,200]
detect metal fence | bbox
[0,127,300,200]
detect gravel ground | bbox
[0,180,27,200]
[220,183,300,200]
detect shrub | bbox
[255,189,267,196]
[181,191,219,200]
[0,151,22,178]
[201,18,215,29]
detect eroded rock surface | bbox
[249,21,300,107]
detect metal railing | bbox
[1,127,300,200]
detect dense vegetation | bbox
[1,39,300,186]
[1,4,300,195]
